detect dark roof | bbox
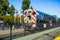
[36,10,53,17]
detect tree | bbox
[30,6,33,9]
[0,0,9,15]
[0,0,15,26]
[22,0,31,12]
[7,5,15,16]
[0,0,15,31]
[0,0,15,16]
[3,16,14,23]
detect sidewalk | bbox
[0,28,24,37]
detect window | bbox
[28,16,31,20]
[28,11,32,13]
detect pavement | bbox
[0,28,24,37]
[33,30,60,40]
[13,27,60,40]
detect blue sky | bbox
[9,0,60,18]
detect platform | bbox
[13,27,60,40]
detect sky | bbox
[9,0,60,18]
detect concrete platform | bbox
[13,27,60,40]
[33,30,60,40]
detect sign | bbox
[43,23,46,28]
[32,24,36,28]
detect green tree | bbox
[22,0,31,12]
[10,5,15,16]
[0,0,15,25]
[3,16,14,24]
[7,5,15,16]
[21,15,24,23]
[30,6,33,9]
[0,0,15,16]
[16,17,20,23]
[0,0,9,15]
